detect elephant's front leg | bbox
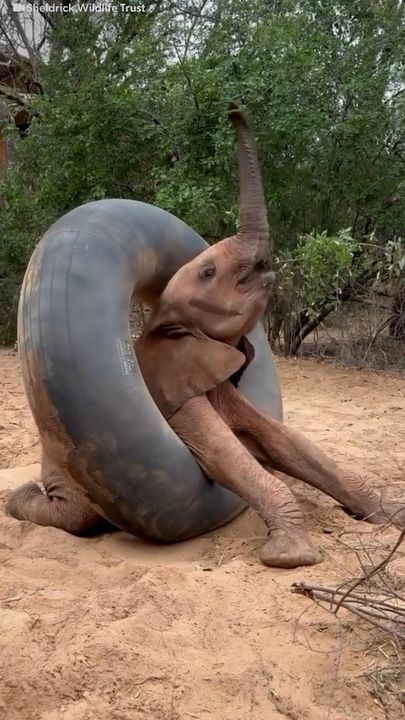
[169,395,322,568]
[210,382,405,528]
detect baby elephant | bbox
[7,105,405,568]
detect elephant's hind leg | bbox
[211,382,405,529]
[6,457,108,536]
[169,395,322,568]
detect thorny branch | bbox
[333,529,405,613]
[292,530,405,642]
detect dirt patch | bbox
[1,347,405,719]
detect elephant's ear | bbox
[135,324,246,419]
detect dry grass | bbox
[290,300,405,371]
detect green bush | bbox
[0,0,403,342]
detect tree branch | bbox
[0,20,22,60]
[0,83,28,106]
[384,87,405,104]
[26,0,55,29]
[4,0,38,66]
[288,303,335,356]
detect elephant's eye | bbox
[199,266,216,279]
[255,258,270,272]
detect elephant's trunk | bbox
[228,103,269,254]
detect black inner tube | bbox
[18,199,282,542]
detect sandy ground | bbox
[1,347,405,720]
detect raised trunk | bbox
[228,104,269,254]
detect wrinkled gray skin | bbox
[7,105,405,568]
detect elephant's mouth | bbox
[189,298,242,317]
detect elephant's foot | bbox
[6,479,109,536]
[349,499,405,528]
[259,528,323,569]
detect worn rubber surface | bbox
[18,199,283,541]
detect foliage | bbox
[293,228,359,313]
[269,231,405,355]
[382,237,405,280]
[0,0,404,342]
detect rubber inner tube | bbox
[18,199,283,541]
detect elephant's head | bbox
[149,104,274,345]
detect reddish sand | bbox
[1,347,404,720]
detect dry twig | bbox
[292,530,405,643]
